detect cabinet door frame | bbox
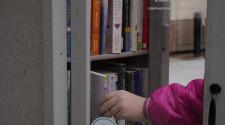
[204,0,225,125]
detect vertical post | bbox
[148,0,170,94]
[204,0,225,125]
[71,0,91,125]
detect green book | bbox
[125,70,136,94]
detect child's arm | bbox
[100,79,204,124]
[145,79,204,125]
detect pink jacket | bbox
[144,79,204,125]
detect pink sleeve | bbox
[144,79,204,125]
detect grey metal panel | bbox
[52,0,68,124]
[43,0,54,124]
[71,0,91,125]
[0,0,44,125]
[204,0,225,125]
[148,0,170,94]
[0,0,67,125]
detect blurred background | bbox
[169,0,207,85]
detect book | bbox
[66,0,71,124]
[91,71,118,122]
[67,0,71,62]
[96,62,126,90]
[91,71,107,122]
[106,0,123,54]
[142,0,149,50]
[130,0,139,52]
[97,70,118,92]
[100,0,109,54]
[125,70,136,93]
[137,0,143,51]
[128,68,143,96]
[122,0,131,52]
[141,68,149,97]
[91,0,101,55]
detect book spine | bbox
[142,0,149,50]
[141,68,149,97]
[106,0,113,53]
[91,0,101,55]
[106,0,123,54]
[130,0,138,52]
[66,0,71,124]
[122,0,131,52]
[67,0,71,62]
[134,70,142,96]
[137,0,143,51]
[112,0,123,53]
[100,0,109,54]
[125,71,135,93]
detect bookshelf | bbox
[0,0,67,125]
[91,50,148,61]
[0,0,169,125]
[71,1,170,125]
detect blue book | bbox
[128,68,143,96]
[100,0,109,54]
[67,0,71,62]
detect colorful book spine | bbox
[100,0,109,54]
[142,0,149,50]
[106,0,123,54]
[122,0,131,52]
[91,0,101,55]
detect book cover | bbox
[90,71,108,122]
[100,0,109,54]
[96,62,126,90]
[91,0,101,55]
[122,0,131,52]
[142,0,149,50]
[97,70,118,92]
[106,0,123,54]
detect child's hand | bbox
[100,90,146,122]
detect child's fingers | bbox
[100,91,117,105]
[114,110,123,120]
[104,111,113,118]
[110,104,120,117]
[100,96,118,114]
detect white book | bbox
[106,0,123,53]
[91,71,118,122]
[130,0,139,52]
[91,71,108,122]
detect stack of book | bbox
[91,62,149,125]
[91,0,149,56]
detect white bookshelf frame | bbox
[71,0,170,125]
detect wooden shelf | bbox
[91,50,149,61]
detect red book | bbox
[142,0,149,50]
[91,0,101,55]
